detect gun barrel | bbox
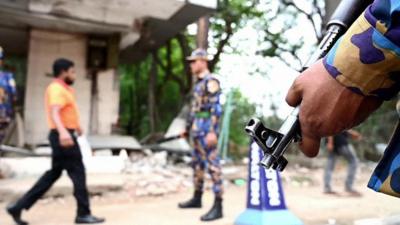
[303,0,373,70]
[329,0,374,28]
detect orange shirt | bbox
[45,79,80,130]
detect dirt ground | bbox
[1,164,400,225]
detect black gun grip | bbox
[245,118,284,155]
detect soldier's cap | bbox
[0,46,3,60]
[186,48,211,61]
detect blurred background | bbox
[0,0,398,224]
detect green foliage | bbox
[225,88,256,160]
[229,88,257,147]
[213,0,263,31]
[118,0,264,140]
[208,0,263,71]
[256,0,324,69]
[118,57,152,138]
[118,34,197,139]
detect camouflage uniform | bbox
[322,0,400,197]
[187,73,223,197]
[0,68,16,142]
[323,0,400,100]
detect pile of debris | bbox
[122,150,193,197]
[0,161,13,179]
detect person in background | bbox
[0,46,17,143]
[178,49,224,221]
[324,130,362,196]
[6,58,104,225]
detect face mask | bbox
[64,77,75,86]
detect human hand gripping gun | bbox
[245,0,373,171]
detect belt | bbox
[195,111,211,118]
[50,129,77,137]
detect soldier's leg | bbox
[193,138,206,192]
[178,137,206,208]
[0,122,9,144]
[206,143,223,197]
[200,138,223,221]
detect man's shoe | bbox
[200,197,223,221]
[75,215,105,224]
[6,204,28,225]
[178,191,202,208]
[346,189,362,197]
[323,190,340,195]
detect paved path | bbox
[1,166,400,225]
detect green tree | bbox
[118,0,263,139]
[258,0,324,70]
[226,88,285,160]
[227,88,257,159]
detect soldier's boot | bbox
[200,197,223,221]
[178,190,202,208]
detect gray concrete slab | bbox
[0,174,125,203]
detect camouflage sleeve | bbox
[186,107,194,133]
[207,78,222,134]
[323,0,400,100]
[7,72,17,97]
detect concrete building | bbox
[0,0,216,146]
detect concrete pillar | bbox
[24,29,91,145]
[93,69,119,135]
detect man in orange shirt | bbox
[6,58,104,224]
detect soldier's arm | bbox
[8,72,17,97]
[286,0,399,157]
[186,108,194,133]
[207,78,222,134]
[323,0,400,100]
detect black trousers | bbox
[14,130,91,216]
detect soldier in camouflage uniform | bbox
[178,49,223,221]
[0,46,17,143]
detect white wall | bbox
[24,29,91,145]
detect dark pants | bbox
[324,144,358,192]
[13,130,91,216]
